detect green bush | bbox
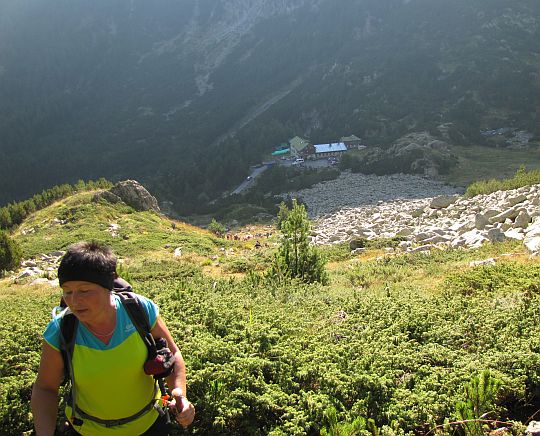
[3,203,540,435]
[0,231,22,273]
[3,254,540,434]
[465,165,540,197]
[223,257,252,273]
[208,218,227,237]
[320,406,375,436]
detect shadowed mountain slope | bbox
[1,0,539,211]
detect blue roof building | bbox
[313,142,347,156]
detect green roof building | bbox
[289,136,310,156]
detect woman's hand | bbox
[151,317,195,428]
[170,388,195,429]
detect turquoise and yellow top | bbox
[44,294,160,435]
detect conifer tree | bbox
[271,200,328,284]
[0,208,11,229]
[0,231,22,273]
[455,370,502,436]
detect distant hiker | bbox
[255,240,261,249]
[31,241,195,435]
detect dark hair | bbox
[58,241,117,290]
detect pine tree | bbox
[455,370,502,436]
[320,407,379,436]
[0,231,22,273]
[271,200,328,284]
[0,208,12,230]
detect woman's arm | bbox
[151,316,195,428]
[31,341,64,436]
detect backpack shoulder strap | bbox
[59,311,78,381]
[59,311,83,425]
[116,291,156,356]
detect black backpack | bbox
[57,281,174,428]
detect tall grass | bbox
[465,166,540,197]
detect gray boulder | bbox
[109,180,160,213]
[483,209,501,219]
[396,228,413,237]
[411,208,425,218]
[474,213,489,230]
[514,210,531,228]
[487,228,505,243]
[349,239,368,250]
[450,219,475,233]
[489,206,520,224]
[524,237,540,255]
[429,195,458,209]
[422,235,451,245]
[415,232,434,242]
[453,230,488,248]
[504,229,525,240]
[506,194,527,207]
[526,218,540,237]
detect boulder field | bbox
[299,173,540,255]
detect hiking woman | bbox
[31,241,195,435]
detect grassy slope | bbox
[443,145,540,187]
[14,192,227,259]
[2,191,540,434]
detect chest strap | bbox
[71,384,159,428]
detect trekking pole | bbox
[158,379,172,425]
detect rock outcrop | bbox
[107,180,160,213]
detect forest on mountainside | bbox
[1,0,539,213]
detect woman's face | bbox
[61,280,112,323]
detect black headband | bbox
[58,263,115,290]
